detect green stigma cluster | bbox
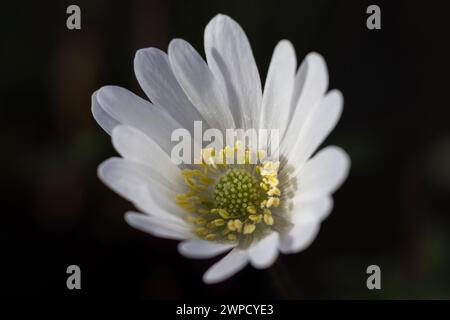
[214,169,260,216]
[176,142,281,244]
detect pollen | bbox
[176,141,282,246]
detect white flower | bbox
[92,14,350,284]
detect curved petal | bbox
[168,39,235,131]
[95,85,184,155]
[125,212,192,240]
[111,125,184,186]
[280,53,329,156]
[100,157,184,194]
[297,146,350,202]
[283,90,344,174]
[259,40,296,143]
[204,14,262,129]
[248,232,279,269]
[91,90,120,135]
[178,239,234,259]
[98,157,187,221]
[134,48,206,131]
[293,196,334,222]
[279,215,320,254]
[203,248,248,284]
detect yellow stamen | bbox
[243,223,256,234]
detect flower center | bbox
[175,141,282,246]
[214,169,260,217]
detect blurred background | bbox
[1,0,449,299]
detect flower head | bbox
[92,14,350,284]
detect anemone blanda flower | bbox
[92,14,350,284]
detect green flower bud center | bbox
[214,169,260,217]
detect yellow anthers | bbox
[267,187,281,196]
[248,214,262,223]
[227,233,237,241]
[260,200,267,209]
[217,209,230,219]
[211,218,225,227]
[263,209,274,225]
[196,227,209,236]
[267,176,279,187]
[260,182,268,191]
[243,223,256,235]
[227,219,243,232]
[246,206,256,214]
[264,213,274,226]
[266,197,280,208]
[177,141,282,244]
[176,192,200,205]
[176,196,196,212]
[205,234,216,241]
[183,177,204,192]
[263,161,280,171]
[188,216,207,225]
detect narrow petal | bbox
[178,239,234,259]
[168,39,235,131]
[134,48,206,131]
[279,216,320,254]
[96,85,184,155]
[248,232,279,269]
[203,248,248,284]
[204,14,262,129]
[260,40,296,142]
[91,90,120,135]
[297,146,350,202]
[283,90,344,174]
[280,53,329,156]
[125,212,192,240]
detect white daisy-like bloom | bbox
[92,14,350,284]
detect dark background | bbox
[1,0,449,299]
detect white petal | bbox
[134,48,206,131]
[98,158,187,221]
[283,90,344,174]
[203,248,248,284]
[248,232,279,269]
[178,239,234,259]
[289,55,308,114]
[291,52,328,120]
[102,156,184,194]
[279,215,320,254]
[91,90,120,135]
[168,39,235,131]
[280,53,329,157]
[111,125,184,186]
[96,85,183,155]
[125,212,192,240]
[297,146,350,202]
[293,196,334,222]
[260,40,296,139]
[204,14,262,129]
